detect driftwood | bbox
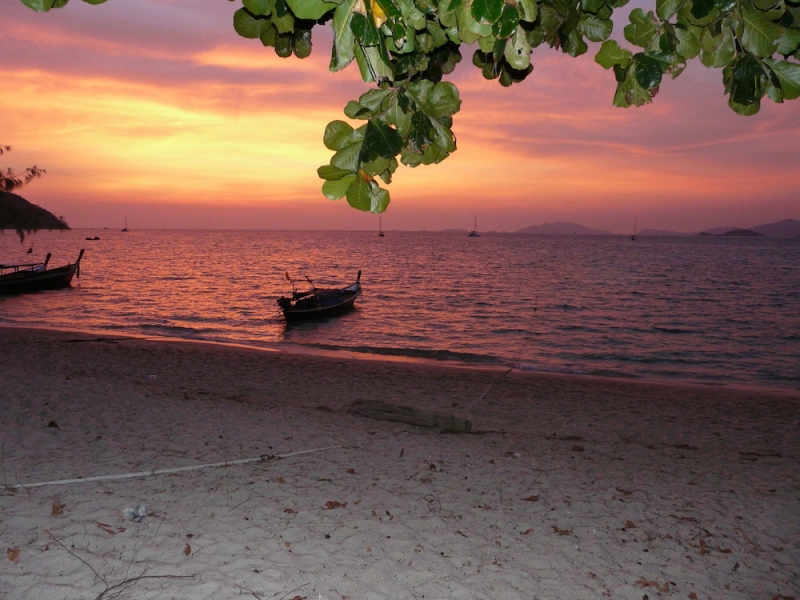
[349,399,472,433]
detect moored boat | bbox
[277,270,362,321]
[468,215,480,237]
[0,249,84,295]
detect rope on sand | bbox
[463,366,514,414]
[9,445,344,490]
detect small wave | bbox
[137,323,206,336]
[513,362,590,376]
[291,342,506,365]
[586,368,641,379]
[653,325,693,334]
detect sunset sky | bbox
[2,0,799,233]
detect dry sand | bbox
[1,326,798,600]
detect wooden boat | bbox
[0,249,84,295]
[277,271,362,321]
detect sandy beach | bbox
[1,326,797,600]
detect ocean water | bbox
[2,229,799,392]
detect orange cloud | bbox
[2,0,799,232]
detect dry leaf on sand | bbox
[7,548,20,562]
[323,501,347,509]
[552,527,572,536]
[51,502,65,516]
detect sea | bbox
[2,229,799,393]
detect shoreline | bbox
[1,326,798,599]
[3,323,798,399]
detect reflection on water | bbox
[1,229,799,392]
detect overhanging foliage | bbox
[22,0,800,213]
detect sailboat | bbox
[122,215,129,232]
[378,215,384,237]
[468,215,480,237]
[630,218,637,241]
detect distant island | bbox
[516,222,614,236]
[722,228,763,237]
[0,191,69,241]
[514,218,799,238]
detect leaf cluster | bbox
[22,0,800,214]
[317,80,460,211]
[594,0,800,114]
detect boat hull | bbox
[0,250,84,295]
[278,278,361,322]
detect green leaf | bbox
[764,57,800,100]
[657,0,684,20]
[372,187,391,213]
[765,79,784,103]
[21,0,61,10]
[430,117,457,152]
[504,25,532,69]
[331,142,363,171]
[595,39,633,69]
[408,111,434,152]
[322,174,356,200]
[244,0,274,16]
[713,0,736,11]
[613,68,653,107]
[579,14,613,42]
[699,27,734,68]
[455,0,494,42]
[350,12,381,46]
[293,29,313,58]
[286,0,338,19]
[420,141,449,163]
[752,0,778,10]
[233,8,270,39]
[518,0,539,22]
[471,0,504,24]
[346,173,376,211]
[492,4,520,38]
[776,26,800,56]
[318,165,355,181]
[425,81,462,117]
[563,29,589,57]
[581,0,606,14]
[259,23,278,47]
[699,25,724,53]
[624,9,659,48]
[359,89,394,114]
[727,99,761,115]
[527,4,561,48]
[272,10,295,34]
[740,7,783,57]
[723,53,765,106]
[330,0,357,72]
[362,119,403,162]
[81,0,108,4]
[633,53,664,88]
[323,120,356,151]
[675,27,701,59]
[274,33,293,57]
[361,155,394,179]
[690,0,714,19]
